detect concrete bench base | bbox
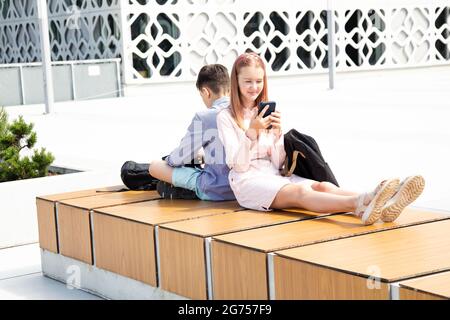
[40,249,187,300]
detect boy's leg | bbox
[149,160,174,183]
[149,160,199,200]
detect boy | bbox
[148,64,235,201]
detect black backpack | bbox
[120,161,159,190]
[282,129,339,186]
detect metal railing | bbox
[0,59,122,106]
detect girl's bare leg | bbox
[311,181,359,196]
[270,183,359,213]
[149,160,174,184]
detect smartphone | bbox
[258,101,276,129]
[258,101,276,118]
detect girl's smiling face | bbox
[237,65,265,108]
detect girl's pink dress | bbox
[217,107,314,211]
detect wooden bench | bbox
[92,200,243,287]
[398,271,450,300]
[56,190,160,264]
[273,219,450,299]
[157,209,330,300]
[37,186,450,300]
[211,207,448,299]
[36,186,123,253]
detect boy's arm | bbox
[166,113,204,167]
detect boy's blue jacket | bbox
[166,97,235,201]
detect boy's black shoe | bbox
[156,181,199,200]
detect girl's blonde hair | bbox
[230,52,268,130]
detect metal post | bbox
[267,253,276,300]
[70,62,77,100]
[37,0,54,114]
[18,65,26,105]
[89,210,96,266]
[327,0,336,90]
[154,226,162,288]
[205,237,214,300]
[115,59,122,97]
[118,0,131,86]
[389,283,400,300]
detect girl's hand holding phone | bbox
[269,111,282,139]
[246,105,272,140]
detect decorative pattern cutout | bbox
[187,11,239,76]
[47,0,122,61]
[343,9,386,67]
[0,0,39,63]
[392,8,431,64]
[294,10,332,70]
[243,11,291,72]
[1,0,449,83]
[435,7,450,61]
[0,0,121,64]
[129,11,182,79]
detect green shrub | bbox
[0,107,55,182]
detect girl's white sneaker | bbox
[354,179,400,225]
[380,175,425,223]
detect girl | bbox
[217,52,425,225]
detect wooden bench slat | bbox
[59,190,159,210]
[91,200,242,286]
[94,200,242,225]
[214,207,448,252]
[399,271,450,300]
[210,207,449,299]
[158,209,322,300]
[274,219,450,299]
[37,185,124,202]
[161,210,324,237]
[93,213,156,286]
[36,185,124,253]
[276,219,450,282]
[57,191,160,264]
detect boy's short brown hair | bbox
[196,64,230,95]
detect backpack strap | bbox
[285,150,300,177]
[285,150,307,177]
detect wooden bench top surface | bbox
[213,208,448,252]
[58,190,160,210]
[399,271,450,299]
[94,200,243,225]
[160,210,328,237]
[275,219,450,282]
[37,185,125,202]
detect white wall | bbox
[0,170,122,249]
